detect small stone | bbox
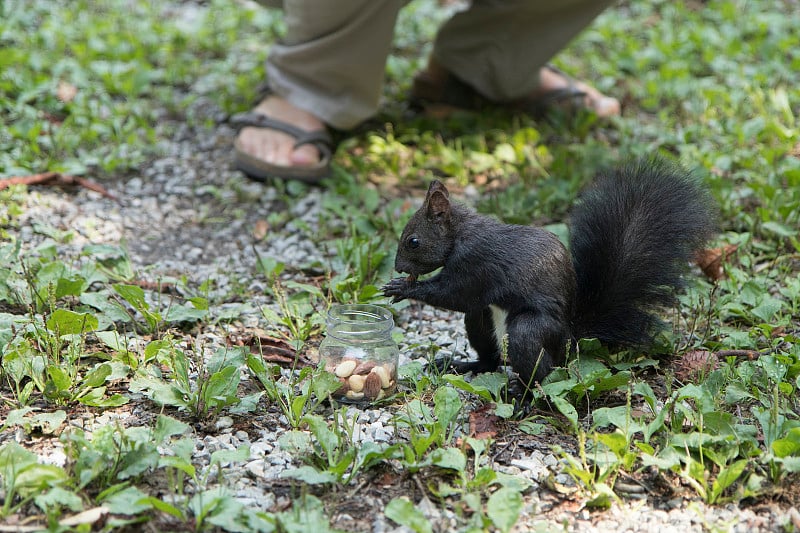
[245,460,267,479]
[215,416,234,431]
[542,454,558,467]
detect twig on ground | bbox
[0,171,120,203]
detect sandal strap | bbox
[539,64,587,101]
[230,112,333,158]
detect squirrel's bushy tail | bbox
[569,158,716,346]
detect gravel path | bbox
[5,104,798,532]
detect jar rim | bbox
[326,304,394,336]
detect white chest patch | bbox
[489,305,509,353]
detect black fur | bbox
[383,158,716,389]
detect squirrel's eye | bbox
[408,237,420,249]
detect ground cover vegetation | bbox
[1,0,800,531]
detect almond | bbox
[334,359,357,378]
[345,390,364,401]
[354,361,377,375]
[363,372,382,399]
[371,365,392,388]
[348,374,366,393]
[336,377,349,394]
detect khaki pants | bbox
[264,0,613,129]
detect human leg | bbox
[267,0,406,129]
[235,0,404,180]
[416,0,620,117]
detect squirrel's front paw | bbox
[382,277,412,303]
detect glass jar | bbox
[319,304,399,403]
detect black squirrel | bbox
[382,159,716,388]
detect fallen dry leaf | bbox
[56,80,78,103]
[59,507,109,527]
[253,219,269,240]
[228,332,316,367]
[695,243,738,281]
[674,350,719,381]
[468,404,501,439]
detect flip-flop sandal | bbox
[230,111,334,183]
[523,64,589,116]
[410,63,592,118]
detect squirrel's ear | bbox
[426,180,450,199]
[424,180,451,222]
[426,190,451,222]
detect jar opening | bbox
[326,304,394,338]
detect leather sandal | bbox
[230,110,333,183]
[411,60,616,118]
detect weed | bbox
[130,340,253,421]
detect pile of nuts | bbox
[328,358,396,401]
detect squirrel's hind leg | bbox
[433,308,502,375]
[505,311,569,390]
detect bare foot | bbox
[534,67,621,118]
[235,96,327,168]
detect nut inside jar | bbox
[327,357,396,401]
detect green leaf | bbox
[470,372,508,399]
[279,465,338,485]
[47,365,73,392]
[550,394,579,431]
[231,391,263,415]
[302,414,338,462]
[277,495,331,533]
[493,471,533,492]
[28,411,66,434]
[751,297,783,323]
[772,427,800,458]
[277,431,312,455]
[710,459,748,502]
[203,365,240,408]
[80,291,132,325]
[83,244,135,280]
[775,455,800,474]
[595,430,629,457]
[34,486,84,512]
[141,496,185,519]
[13,464,68,497]
[487,487,523,533]
[207,346,247,374]
[442,374,493,402]
[82,363,112,388]
[761,221,797,238]
[95,330,129,352]
[164,301,208,323]
[433,386,462,432]
[385,498,432,533]
[429,447,466,472]
[211,445,251,468]
[46,308,99,335]
[129,376,187,409]
[592,406,644,435]
[518,420,547,435]
[0,407,35,431]
[102,486,153,515]
[113,283,148,310]
[311,369,343,400]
